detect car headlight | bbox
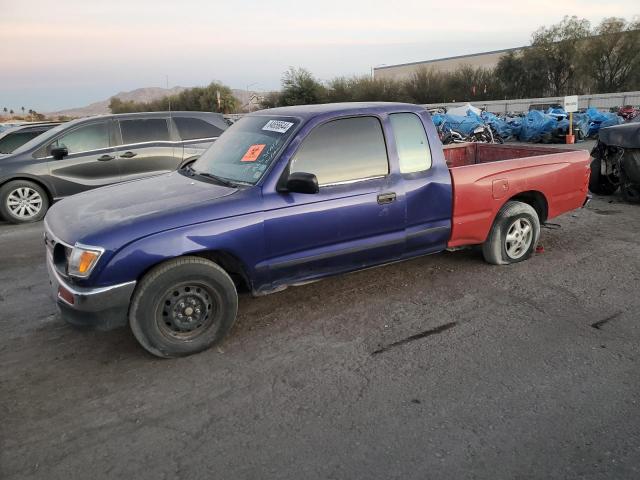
[68,243,104,278]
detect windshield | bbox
[11,122,70,154]
[192,115,299,185]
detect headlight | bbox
[68,243,104,278]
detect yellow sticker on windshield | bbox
[241,144,266,162]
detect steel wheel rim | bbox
[7,187,43,218]
[156,282,219,341]
[505,218,533,259]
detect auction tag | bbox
[241,144,266,162]
[262,120,294,133]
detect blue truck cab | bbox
[44,103,464,357]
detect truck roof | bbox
[250,102,426,120]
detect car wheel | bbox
[588,158,618,195]
[0,180,50,224]
[129,256,238,358]
[482,201,540,265]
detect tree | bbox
[2,107,7,114]
[279,67,327,106]
[495,52,528,98]
[527,16,591,95]
[21,106,25,115]
[403,68,448,104]
[495,50,549,98]
[580,17,640,92]
[109,81,239,114]
[9,109,14,115]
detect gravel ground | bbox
[1,146,639,479]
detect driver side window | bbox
[51,122,110,155]
[290,116,388,185]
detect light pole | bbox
[371,64,386,79]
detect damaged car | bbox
[589,118,640,203]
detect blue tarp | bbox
[434,105,623,142]
[517,110,557,143]
[432,113,484,136]
[585,107,624,137]
[572,113,590,138]
[481,111,514,140]
[546,106,568,120]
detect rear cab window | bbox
[290,116,388,185]
[389,113,432,173]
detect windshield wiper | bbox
[193,170,237,187]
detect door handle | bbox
[120,151,137,158]
[377,192,396,204]
[97,154,115,161]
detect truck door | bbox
[388,112,452,255]
[262,116,406,288]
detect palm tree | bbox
[2,107,7,114]
[9,109,14,115]
[21,106,25,115]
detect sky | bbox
[1,0,637,112]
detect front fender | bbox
[91,212,266,290]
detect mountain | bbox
[46,87,187,118]
[47,87,261,118]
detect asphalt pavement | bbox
[1,157,639,479]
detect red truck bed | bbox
[444,143,591,248]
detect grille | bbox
[44,228,72,278]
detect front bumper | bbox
[46,255,136,330]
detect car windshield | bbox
[192,115,299,185]
[11,122,70,154]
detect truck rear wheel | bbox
[129,256,238,358]
[482,201,540,265]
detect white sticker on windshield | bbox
[262,120,294,134]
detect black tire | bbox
[0,180,50,224]
[129,256,238,358]
[482,201,541,265]
[588,158,618,195]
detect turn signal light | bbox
[77,251,99,274]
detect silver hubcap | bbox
[7,187,43,218]
[505,218,533,259]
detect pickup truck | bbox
[44,103,591,358]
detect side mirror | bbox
[284,172,319,194]
[50,145,68,160]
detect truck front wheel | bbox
[482,201,540,265]
[129,257,238,358]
